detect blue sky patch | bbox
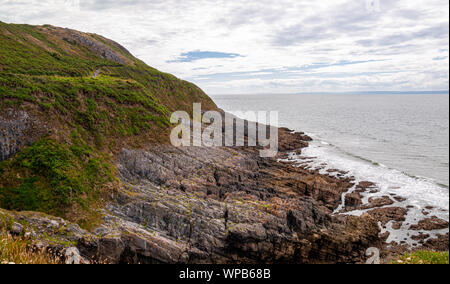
[169,51,243,63]
[433,56,448,61]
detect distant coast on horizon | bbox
[210,91,450,97]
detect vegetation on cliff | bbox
[0,21,216,228]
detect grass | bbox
[0,21,216,140]
[0,73,170,136]
[0,231,62,264]
[0,137,114,229]
[0,21,216,114]
[0,21,216,230]
[393,251,449,265]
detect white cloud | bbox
[0,0,448,94]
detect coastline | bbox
[0,21,447,264]
[212,93,450,189]
[0,126,380,263]
[280,132,449,260]
[1,121,447,263]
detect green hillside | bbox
[0,22,216,228]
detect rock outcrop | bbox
[0,109,45,162]
[97,129,379,264]
[61,28,131,65]
[0,128,382,264]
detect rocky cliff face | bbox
[1,22,440,264]
[0,121,382,263]
[103,132,381,264]
[0,107,53,163]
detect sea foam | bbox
[289,140,449,247]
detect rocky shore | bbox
[2,122,446,264]
[1,125,386,264]
[283,144,449,261]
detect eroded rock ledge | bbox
[1,128,382,264]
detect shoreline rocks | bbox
[367,207,409,226]
[0,126,447,263]
[409,216,449,231]
[0,128,384,264]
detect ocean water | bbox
[212,93,449,245]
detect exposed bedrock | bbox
[62,28,131,65]
[87,181,380,264]
[0,109,46,162]
[118,134,354,212]
[99,130,380,264]
[0,126,381,263]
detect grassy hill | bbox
[0,22,216,228]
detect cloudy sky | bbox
[0,0,448,94]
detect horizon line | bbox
[209,90,450,96]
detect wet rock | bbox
[419,233,449,251]
[392,196,407,203]
[379,231,390,242]
[411,233,430,243]
[367,207,409,226]
[277,128,311,152]
[391,222,403,230]
[363,196,395,210]
[344,195,395,212]
[345,192,363,208]
[409,216,449,231]
[356,181,377,192]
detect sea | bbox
[212,93,449,246]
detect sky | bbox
[0,0,449,95]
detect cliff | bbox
[0,22,384,263]
[0,21,216,224]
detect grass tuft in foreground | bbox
[393,250,449,264]
[0,231,62,264]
